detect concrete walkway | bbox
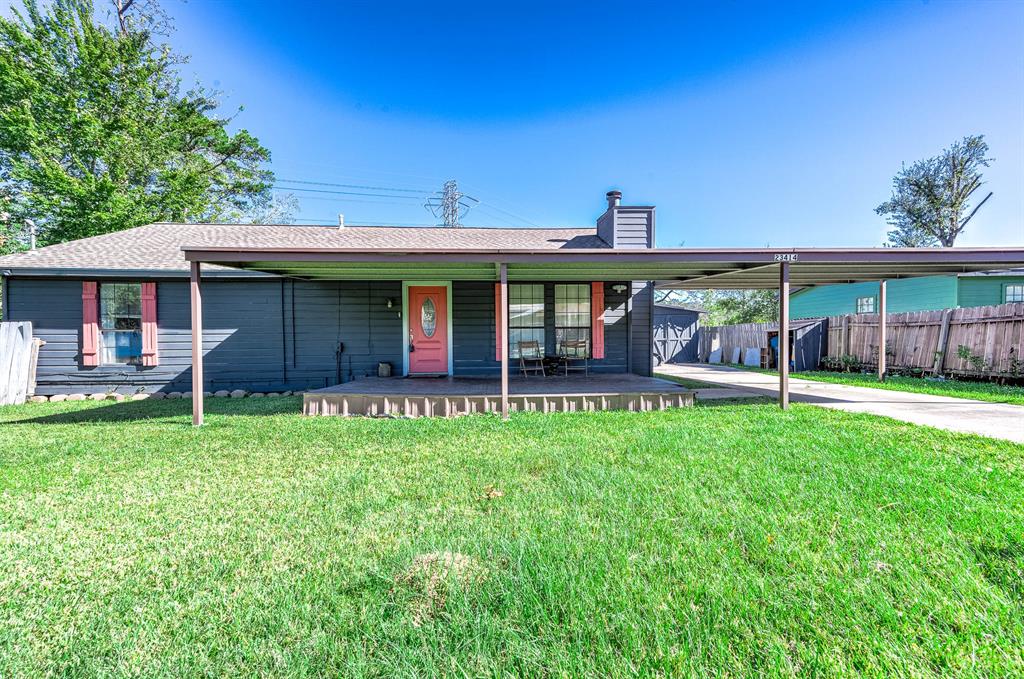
[658,363,1024,443]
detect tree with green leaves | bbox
[657,289,778,326]
[876,135,993,247]
[0,0,274,248]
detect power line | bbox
[283,193,425,207]
[276,178,428,194]
[275,173,542,228]
[474,202,540,227]
[272,184,426,200]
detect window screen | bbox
[1005,285,1024,304]
[509,284,544,358]
[100,283,142,365]
[555,283,591,356]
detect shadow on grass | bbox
[10,397,303,425]
[694,396,777,408]
[10,393,773,426]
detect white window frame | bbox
[855,295,876,314]
[508,284,545,359]
[554,283,592,356]
[99,282,144,366]
[1004,284,1024,304]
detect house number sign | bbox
[773,253,799,262]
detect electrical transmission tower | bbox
[424,180,478,227]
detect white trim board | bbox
[401,280,454,376]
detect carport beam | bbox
[878,279,887,381]
[191,261,204,426]
[779,262,790,410]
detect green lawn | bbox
[1,398,1022,676]
[720,364,1024,405]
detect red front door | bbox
[408,286,448,374]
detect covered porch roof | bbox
[181,245,1024,288]
[181,244,1024,425]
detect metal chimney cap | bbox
[606,190,622,209]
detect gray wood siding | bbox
[6,277,401,394]
[452,281,499,376]
[630,281,654,376]
[597,209,615,247]
[614,208,655,248]
[595,207,655,248]
[7,277,640,392]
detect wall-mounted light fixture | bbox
[612,284,628,293]
[386,298,394,309]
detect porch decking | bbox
[303,374,694,417]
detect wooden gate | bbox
[1,321,40,405]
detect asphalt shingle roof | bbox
[0,223,608,274]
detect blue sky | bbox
[7,0,1024,246]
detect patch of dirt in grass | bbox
[394,551,489,626]
[481,485,504,500]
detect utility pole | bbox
[424,180,479,227]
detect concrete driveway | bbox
[658,363,1024,444]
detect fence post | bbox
[840,315,850,356]
[877,280,887,381]
[932,308,953,375]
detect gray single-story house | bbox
[0,192,657,397]
[3,189,1021,421]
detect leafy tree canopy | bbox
[876,135,993,247]
[0,0,274,249]
[658,289,778,326]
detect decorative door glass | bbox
[421,297,437,337]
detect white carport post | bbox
[190,261,204,426]
[499,263,509,420]
[779,262,790,410]
[878,279,887,381]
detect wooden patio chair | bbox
[517,340,545,378]
[557,338,589,377]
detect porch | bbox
[303,374,694,417]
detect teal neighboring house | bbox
[790,270,1024,319]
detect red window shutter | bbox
[494,283,503,361]
[141,282,159,366]
[82,281,99,366]
[591,282,605,359]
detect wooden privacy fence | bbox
[1,321,44,405]
[698,322,771,363]
[828,302,1024,376]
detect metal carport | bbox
[182,245,1024,424]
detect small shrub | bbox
[957,344,988,373]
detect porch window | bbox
[509,284,544,358]
[555,283,591,356]
[1005,285,1024,303]
[856,296,876,314]
[99,283,143,365]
